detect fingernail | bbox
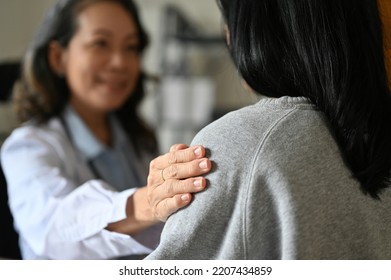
[199,159,208,169]
[194,179,203,189]
[181,194,190,201]
[194,147,202,157]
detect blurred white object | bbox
[191,77,215,127]
[161,77,214,125]
[158,76,215,151]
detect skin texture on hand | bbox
[147,144,212,221]
[106,144,212,235]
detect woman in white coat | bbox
[1,0,211,259]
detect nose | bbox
[109,51,127,69]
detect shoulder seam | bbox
[241,108,296,259]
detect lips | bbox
[97,76,129,92]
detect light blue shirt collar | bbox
[62,105,126,159]
[61,104,148,190]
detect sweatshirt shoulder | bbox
[191,97,308,146]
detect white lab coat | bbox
[1,113,161,259]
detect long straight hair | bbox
[218,0,391,198]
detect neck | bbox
[70,101,112,146]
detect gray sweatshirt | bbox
[146,96,391,259]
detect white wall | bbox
[0,0,57,61]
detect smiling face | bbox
[56,1,141,115]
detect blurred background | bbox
[0,0,259,152]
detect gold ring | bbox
[161,169,166,182]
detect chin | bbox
[100,103,124,112]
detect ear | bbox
[48,41,67,76]
[241,79,254,94]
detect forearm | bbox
[13,186,151,259]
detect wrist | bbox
[106,187,156,235]
[127,187,154,223]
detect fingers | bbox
[169,143,188,152]
[153,177,206,221]
[147,144,211,221]
[162,158,211,181]
[154,193,193,221]
[148,145,211,190]
[148,177,206,221]
[149,176,206,204]
[150,145,206,170]
[156,177,206,201]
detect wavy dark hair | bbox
[14,0,157,155]
[217,0,391,198]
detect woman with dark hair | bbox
[0,0,211,259]
[147,0,391,259]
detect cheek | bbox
[66,63,84,94]
[66,56,99,92]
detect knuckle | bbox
[149,158,158,170]
[183,146,197,162]
[167,152,178,165]
[183,179,193,191]
[180,150,191,163]
[165,180,174,195]
[169,144,180,152]
[147,171,159,187]
[170,144,188,152]
[162,200,172,219]
[181,179,192,192]
[167,164,179,178]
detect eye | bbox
[92,39,108,49]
